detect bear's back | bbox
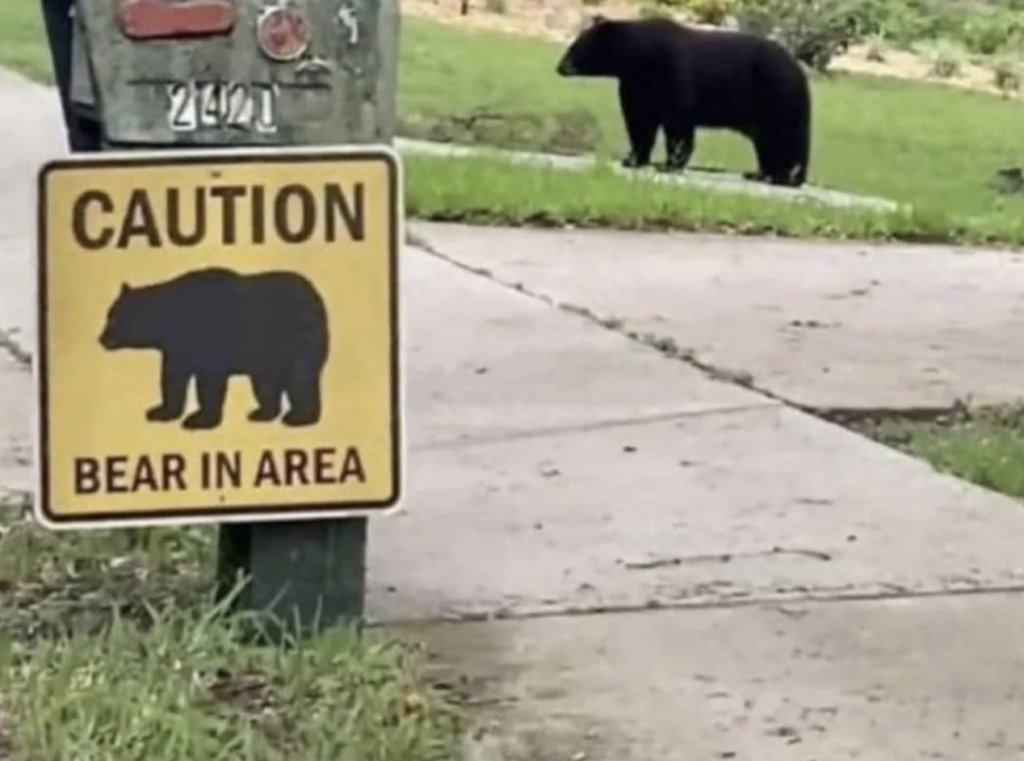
[233,271,329,360]
[138,268,327,358]
[235,271,327,325]
[135,267,242,328]
[151,268,323,318]
[642,21,779,78]
[626,20,805,125]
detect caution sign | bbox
[35,146,403,529]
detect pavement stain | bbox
[408,618,615,761]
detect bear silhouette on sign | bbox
[99,267,330,431]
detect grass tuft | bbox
[868,405,1024,500]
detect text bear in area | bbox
[73,446,367,496]
[99,267,330,430]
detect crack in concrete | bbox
[408,232,988,429]
[407,233,794,408]
[374,581,1024,628]
[415,402,775,452]
[621,546,834,570]
[807,400,980,426]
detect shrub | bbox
[993,59,1021,98]
[734,0,878,72]
[638,3,674,19]
[872,0,963,49]
[959,14,1021,56]
[682,0,736,26]
[865,33,887,62]
[929,50,961,79]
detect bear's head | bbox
[99,282,155,351]
[556,15,629,78]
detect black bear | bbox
[99,267,330,431]
[556,15,812,187]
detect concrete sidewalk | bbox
[4,66,1024,760]
[413,222,1024,411]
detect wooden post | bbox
[216,519,369,638]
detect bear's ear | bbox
[587,14,609,27]
[120,282,131,296]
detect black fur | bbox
[557,16,812,187]
[99,267,330,430]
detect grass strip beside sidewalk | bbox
[0,512,462,760]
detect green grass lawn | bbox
[0,0,52,83]
[400,17,1024,244]
[398,18,1024,221]
[399,17,1024,244]
[5,2,1024,243]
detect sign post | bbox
[36,0,403,636]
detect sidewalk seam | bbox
[375,581,1024,627]
[414,401,777,452]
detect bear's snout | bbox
[556,56,576,76]
[99,327,118,350]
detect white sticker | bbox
[167,82,279,134]
[337,6,359,45]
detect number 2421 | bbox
[166,81,278,134]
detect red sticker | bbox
[256,5,311,62]
[119,0,236,41]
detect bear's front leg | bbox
[146,355,189,422]
[183,371,227,430]
[621,152,647,169]
[618,79,657,170]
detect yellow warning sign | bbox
[35,146,403,529]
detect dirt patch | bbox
[839,44,1010,98]
[403,0,1015,98]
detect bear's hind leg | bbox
[618,80,658,169]
[753,131,805,188]
[248,371,283,422]
[282,361,322,427]
[745,132,773,184]
[183,370,228,430]
[662,120,696,174]
[146,356,190,422]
